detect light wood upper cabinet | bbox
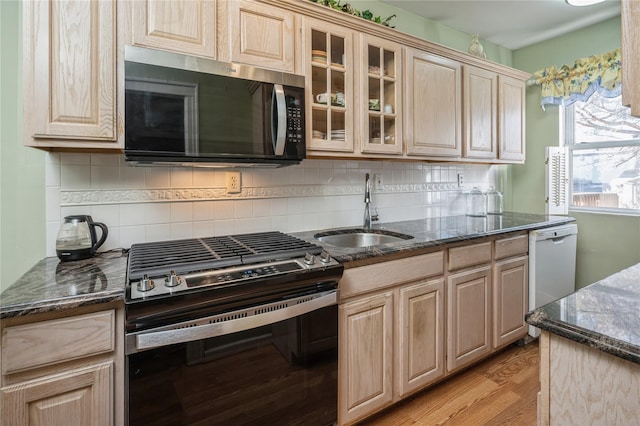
[404,47,462,158]
[23,0,117,147]
[302,17,355,153]
[396,278,445,398]
[446,265,492,372]
[339,291,394,425]
[493,256,528,349]
[219,1,295,72]
[131,0,217,59]
[621,0,640,117]
[360,35,403,155]
[498,75,526,162]
[463,66,497,159]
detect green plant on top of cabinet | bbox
[404,47,462,158]
[220,0,295,72]
[23,0,117,148]
[360,35,403,155]
[131,0,217,59]
[302,17,355,153]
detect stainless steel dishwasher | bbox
[528,223,578,337]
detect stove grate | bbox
[128,231,321,280]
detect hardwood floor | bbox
[361,340,539,426]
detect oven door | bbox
[126,291,338,426]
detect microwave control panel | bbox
[287,95,304,143]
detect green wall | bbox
[511,16,640,288]
[343,1,513,66]
[0,1,46,292]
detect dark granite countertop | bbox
[0,250,127,319]
[1,212,572,320]
[526,262,640,365]
[293,212,574,265]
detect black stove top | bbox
[126,231,341,305]
[125,231,343,331]
[128,231,322,281]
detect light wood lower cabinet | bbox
[1,304,124,426]
[446,265,492,372]
[1,363,113,426]
[396,278,445,398]
[493,256,528,349]
[538,332,640,425]
[339,291,394,425]
[338,235,531,424]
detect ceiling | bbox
[380,0,621,50]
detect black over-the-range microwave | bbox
[124,45,306,168]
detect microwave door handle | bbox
[271,84,286,155]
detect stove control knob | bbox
[165,270,182,287]
[303,252,316,265]
[319,251,332,264]
[137,274,155,292]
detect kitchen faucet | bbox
[363,173,379,230]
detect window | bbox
[563,91,640,214]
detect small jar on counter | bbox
[486,186,503,215]
[466,187,487,217]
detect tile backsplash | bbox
[45,153,499,256]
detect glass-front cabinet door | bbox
[302,18,354,153]
[360,35,402,155]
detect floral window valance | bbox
[530,48,622,109]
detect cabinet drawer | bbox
[340,252,444,299]
[448,242,492,271]
[2,310,114,374]
[494,234,528,260]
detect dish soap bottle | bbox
[486,186,503,215]
[466,187,487,217]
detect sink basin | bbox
[314,229,414,248]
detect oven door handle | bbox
[130,291,337,354]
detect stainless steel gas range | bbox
[124,231,343,425]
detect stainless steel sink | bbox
[314,229,414,248]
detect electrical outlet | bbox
[226,171,241,193]
[374,174,384,190]
[457,173,464,187]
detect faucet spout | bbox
[364,173,372,230]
